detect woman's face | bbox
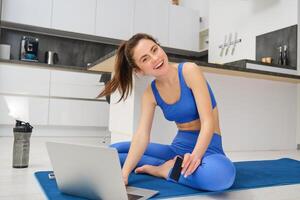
[132,39,169,76]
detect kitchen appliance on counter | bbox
[45,51,59,65]
[20,36,39,62]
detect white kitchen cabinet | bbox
[0,63,109,128]
[168,5,200,51]
[96,0,134,40]
[1,0,52,28]
[48,99,109,127]
[52,0,96,35]
[0,95,49,125]
[133,0,169,46]
[50,70,105,100]
[0,64,50,96]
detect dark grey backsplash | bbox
[0,28,117,68]
[256,25,297,69]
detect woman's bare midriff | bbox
[176,107,221,136]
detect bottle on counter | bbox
[283,45,288,66]
[277,46,283,65]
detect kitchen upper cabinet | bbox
[50,70,105,100]
[48,99,109,127]
[168,5,200,51]
[96,0,134,40]
[52,0,96,35]
[1,0,52,28]
[133,0,169,46]
[0,65,50,96]
[0,95,49,125]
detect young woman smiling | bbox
[98,33,236,191]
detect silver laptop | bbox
[46,142,159,200]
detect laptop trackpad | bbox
[126,186,158,200]
[127,193,143,200]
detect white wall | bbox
[297,84,300,144]
[180,0,209,31]
[205,72,297,151]
[108,74,135,142]
[209,0,298,64]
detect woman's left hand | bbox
[181,151,202,178]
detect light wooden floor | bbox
[0,136,300,200]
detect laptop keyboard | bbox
[127,193,143,200]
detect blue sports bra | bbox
[151,63,217,124]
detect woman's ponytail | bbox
[97,42,133,102]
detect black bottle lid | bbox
[13,120,33,133]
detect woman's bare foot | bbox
[134,157,177,179]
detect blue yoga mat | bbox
[35,158,300,199]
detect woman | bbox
[98,33,236,191]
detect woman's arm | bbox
[181,62,215,177]
[122,85,156,182]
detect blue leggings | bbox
[110,130,236,191]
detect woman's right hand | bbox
[122,171,129,186]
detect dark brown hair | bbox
[97,33,158,103]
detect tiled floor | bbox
[0,136,300,200]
